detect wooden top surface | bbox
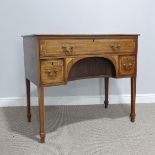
[22,34,140,39]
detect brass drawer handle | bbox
[62,46,74,55]
[47,66,62,78]
[123,63,133,70]
[47,69,58,78]
[110,43,121,51]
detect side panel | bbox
[23,37,40,85]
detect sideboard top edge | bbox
[22,34,140,38]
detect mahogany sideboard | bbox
[23,34,139,143]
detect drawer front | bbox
[40,39,136,56]
[41,59,64,84]
[119,55,136,76]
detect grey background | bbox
[0,0,154,99]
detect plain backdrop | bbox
[0,0,155,99]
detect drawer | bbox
[40,59,64,85]
[39,39,136,56]
[119,55,136,76]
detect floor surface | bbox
[0,104,155,155]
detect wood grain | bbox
[41,59,64,85]
[26,78,31,122]
[39,39,136,57]
[38,86,45,143]
[68,57,115,81]
[119,55,136,76]
[23,34,139,143]
[130,76,136,122]
[104,77,109,108]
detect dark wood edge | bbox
[22,34,140,39]
[36,38,41,87]
[40,74,136,87]
[39,52,137,60]
[116,74,137,78]
[41,81,67,87]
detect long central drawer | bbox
[39,39,136,57]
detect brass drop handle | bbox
[110,43,121,51]
[46,65,62,78]
[47,69,58,78]
[62,46,74,55]
[123,63,133,70]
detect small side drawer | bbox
[41,59,64,85]
[119,55,136,76]
[39,39,136,57]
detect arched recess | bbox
[66,56,117,81]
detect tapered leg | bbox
[26,78,31,122]
[130,76,136,122]
[104,77,109,108]
[38,86,46,143]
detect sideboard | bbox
[23,34,139,143]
